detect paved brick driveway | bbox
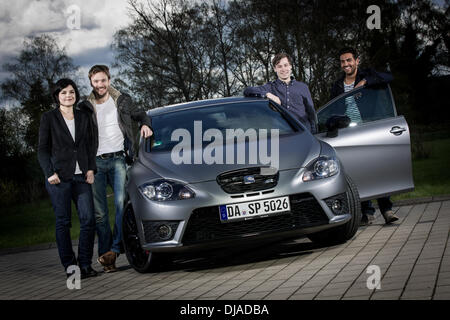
[0,201,449,300]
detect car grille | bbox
[182,193,329,245]
[216,167,279,194]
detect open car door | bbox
[315,84,414,201]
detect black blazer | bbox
[38,107,96,182]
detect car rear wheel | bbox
[308,175,361,245]
[122,202,166,273]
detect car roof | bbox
[147,96,266,116]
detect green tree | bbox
[22,80,53,152]
[0,34,80,205]
[1,34,80,152]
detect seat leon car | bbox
[122,83,414,272]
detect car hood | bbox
[138,131,321,183]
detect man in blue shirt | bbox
[244,53,316,133]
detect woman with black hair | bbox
[38,78,98,278]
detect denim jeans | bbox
[362,196,393,216]
[45,174,95,270]
[92,154,127,256]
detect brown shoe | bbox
[97,251,117,266]
[382,210,399,224]
[103,264,118,273]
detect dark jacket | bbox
[38,107,96,182]
[330,68,393,100]
[78,86,152,160]
[244,78,317,133]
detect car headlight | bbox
[139,179,195,201]
[302,156,340,182]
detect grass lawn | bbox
[1,138,449,250]
[392,138,450,200]
[0,194,115,250]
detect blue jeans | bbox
[45,174,95,270]
[362,196,393,216]
[92,154,127,256]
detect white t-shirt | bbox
[95,96,125,156]
[63,117,82,174]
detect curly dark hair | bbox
[338,47,359,60]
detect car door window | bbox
[317,84,396,133]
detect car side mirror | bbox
[326,115,351,138]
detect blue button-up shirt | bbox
[244,78,316,133]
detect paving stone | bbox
[314,295,342,300]
[433,285,450,295]
[263,293,293,300]
[239,291,270,300]
[0,201,448,301]
[433,293,450,300]
[293,286,323,295]
[217,292,247,300]
[288,292,317,300]
[371,289,403,300]
[401,288,434,299]
[341,294,371,300]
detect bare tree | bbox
[1,34,80,104]
[113,0,218,107]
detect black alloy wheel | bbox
[122,202,153,273]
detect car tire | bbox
[122,201,168,273]
[307,175,361,245]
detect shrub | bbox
[411,137,432,160]
[0,179,22,207]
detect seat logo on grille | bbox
[244,175,256,184]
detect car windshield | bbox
[146,101,301,152]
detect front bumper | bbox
[127,167,350,253]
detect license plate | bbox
[219,196,290,223]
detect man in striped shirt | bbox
[330,47,398,226]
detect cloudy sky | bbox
[0,0,133,91]
[0,0,447,98]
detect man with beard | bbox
[79,65,152,272]
[330,47,398,226]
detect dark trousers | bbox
[45,174,95,270]
[362,196,393,216]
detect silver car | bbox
[123,83,414,272]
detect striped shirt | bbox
[343,81,362,124]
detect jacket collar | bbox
[337,69,363,88]
[275,76,296,86]
[87,85,121,107]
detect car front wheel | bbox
[307,175,361,245]
[122,202,163,273]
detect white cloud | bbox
[0,0,132,81]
